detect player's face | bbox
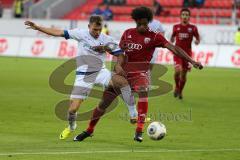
[136,18,149,34]
[181,11,190,24]
[88,23,102,39]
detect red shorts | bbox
[173,51,192,71]
[127,72,150,92]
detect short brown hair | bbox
[89,15,103,26]
[181,8,191,15]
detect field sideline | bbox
[0,57,239,160]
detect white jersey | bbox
[148,19,165,34]
[149,20,165,64]
[64,29,120,72]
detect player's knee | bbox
[69,99,82,112]
[112,75,128,88]
[138,90,148,98]
[175,65,182,72]
[175,69,181,75]
[181,76,187,81]
[98,101,109,111]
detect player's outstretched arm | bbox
[194,39,200,45]
[170,35,175,43]
[194,26,200,45]
[165,43,203,70]
[24,21,64,37]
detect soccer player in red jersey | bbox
[74,7,203,142]
[171,8,200,99]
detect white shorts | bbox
[70,68,111,99]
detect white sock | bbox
[68,112,77,131]
[120,85,138,118]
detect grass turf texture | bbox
[0,57,239,160]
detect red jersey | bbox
[172,23,199,53]
[119,28,169,73]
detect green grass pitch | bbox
[0,56,239,160]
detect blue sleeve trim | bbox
[64,30,70,40]
[110,49,123,55]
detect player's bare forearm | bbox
[36,26,64,37]
[165,43,203,69]
[170,36,175,43]
[116,54,125,66]
[165,43,193,63]
[25,21,64,37]
[194,38,200,45]
[114,54,126,76]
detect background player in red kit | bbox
[73,7,203,142]
[171,8,200,99]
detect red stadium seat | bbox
[126,0,153,6]
[113,15,132,21]
[170,8,181,16]
[161,0,182,7]
[110,6,133,15]
[63,0,232,25]
[1,0,14,8]
[204,0,233,9]
[216,10,232,18]
[199,10,214,17]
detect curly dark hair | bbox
[131,6,153,22]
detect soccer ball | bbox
[147,121,166,140]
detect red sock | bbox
[174,73,180,91]
[136,97,148,133]
[87,107,105,134]
[179,79,186,94]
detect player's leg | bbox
[74,86,120,141]
[60,73,93,140]
[135,91,148,142]
[179,70,187,99]
[68,99,83,130]
[74,69,120,141]
[59,99,83,140]
[110,74,137,121]
[86,86,119,134]
[173,57,182,97]
[178,59,191,99]
[174,66,181,97]
[132,76,150,142]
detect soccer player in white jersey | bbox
[149,19,165,71]
[148,19,165,35]
[25,15,137,140]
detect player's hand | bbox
[114,64,126,76]
[91,45,108,53]
[194,39,200,45]
[192,61,203,70]
[25,21,38,30]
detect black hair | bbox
[181,8,191,15]
[89,15,103,26]
[131,6,153,22]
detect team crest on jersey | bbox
[177,27,180,31]
[144,37,151,44]
[128,35,132,38]
[188,28,192,32]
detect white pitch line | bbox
[0,148,240,156]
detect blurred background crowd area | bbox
[0,0,240,25]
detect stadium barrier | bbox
[46,0,87,19]
[0,36,240,68]
[0,19,237,45]
[29,0,56,19]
